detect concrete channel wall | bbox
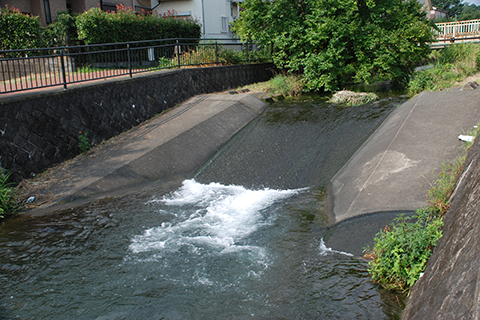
[402,136,480,319]
[0,63,274,182]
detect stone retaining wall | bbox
[402,136,480,319]
[0,63,274,182]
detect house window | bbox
[221,16,228,33]
[44,0,52,24]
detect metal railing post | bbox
[246,40,249,63]
[176,40,181,69]
[215,40,219,65]
[127,43,132,77]
[60,49,67,89]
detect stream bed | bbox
[1,94,408,319]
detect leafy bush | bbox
[76,6,201,45]
[42,11,78,47]
[0,5,42,54]
[0,168,20,220]
[233,0,435,91]
[366,210,443,293]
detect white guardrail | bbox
[434,19,480,46]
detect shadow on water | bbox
[0,93,409,319]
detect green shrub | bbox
[219,48,244,64]
[366,210,443,293]
[76,7,201,45]
[42,11,78,47]
[0,168,20,220]
[0,5,42,55]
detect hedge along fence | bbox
[0,5,201,55]
[0,5,43,52]
[76,6,201,46]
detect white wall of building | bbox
[151,0,237,39]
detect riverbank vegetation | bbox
[0,168,20,220]
[365,125,479,294]
[408,43,480,96]
[243,74,305,97]
[233,0,435,92]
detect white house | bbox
[417,0,449,20]
[149,0,240,39]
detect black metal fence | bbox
[0,38,272,94]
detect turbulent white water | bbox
[128,179,307,257]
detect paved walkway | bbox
[328,89,480,223]
[19,92,267,216]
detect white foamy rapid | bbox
[319,238,353,257]
[129,179,306,256]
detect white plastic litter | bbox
[27,196,35,203]
[458,135,475,142]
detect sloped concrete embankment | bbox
[328,91,480,223]
[402,133,480,319]
[24,94,268,216]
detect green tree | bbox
[458,4,480,20]
[233,0,436,91]
[432,0,465,19]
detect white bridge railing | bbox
[434,19,480,46]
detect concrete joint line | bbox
[345,92,423,215]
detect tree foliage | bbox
[458,4,480,21]
[432,0,464,18]
[233,0,436,91]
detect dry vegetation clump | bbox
[329,90,379,106]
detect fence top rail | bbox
[436,19,480,27]
[0,38,246,55]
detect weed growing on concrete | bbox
[0,168,20,220]
[78,131,91,154]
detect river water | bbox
[1,94,407,319]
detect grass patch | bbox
[243,74,305,97]
[365,124,479,294]
[0,168,21,220]
[408,43,480,96]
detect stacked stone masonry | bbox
[0,63,274,182]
